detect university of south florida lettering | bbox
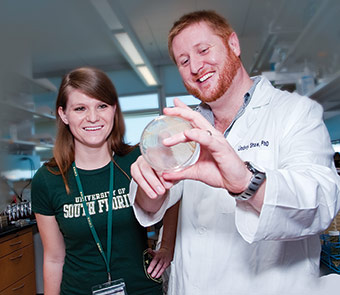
[63,187,130,218]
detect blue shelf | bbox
[320,234,340,274]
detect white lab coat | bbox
[129,76,340,295]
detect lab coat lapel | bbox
[228,76,273,148]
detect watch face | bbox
[140,115,200,172]
[245,161,257,173]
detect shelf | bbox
[275,1,339,72]
[0,100,55,121]
[256,1,339,117]
[0,72,56,163]
[0,139,54,154]
[5,73,57,95]
[320,234,340,274]
[0,139,53,148]
[307,70,340,106]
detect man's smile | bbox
[197,72,214,83]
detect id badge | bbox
[92,278,127,295]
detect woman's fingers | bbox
[147,248,171,278]
[131,157,166,199]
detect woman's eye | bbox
[74,106,85,111]
[98,104,108,109]
[200,47,208,54]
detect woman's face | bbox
[58,89,116,151]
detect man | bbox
[130,10,340,295]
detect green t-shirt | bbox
[32,147,162,295]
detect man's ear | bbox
[58,106,69,125]
[228,32,241,57]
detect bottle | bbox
[6,204,13,223]
[0,212,9,229]
[300,61,315,95]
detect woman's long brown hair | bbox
[46,67,136,193]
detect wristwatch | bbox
[229,161,266,201]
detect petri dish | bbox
[140,115,200,172]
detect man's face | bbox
[172,22,241,103]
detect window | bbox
[120,93,160,145]
[332,140,340,153]
[166,95,200,107]
[124,113,159,145]
[121,93,200,145]
[119,93,159,112]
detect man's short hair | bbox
[168,10,234,63]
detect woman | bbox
[31,67,174,295]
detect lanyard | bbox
[72,161,114,282]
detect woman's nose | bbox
[86,109,99,122]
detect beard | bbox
[184,45,241,103]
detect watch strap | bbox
[230,161,266,201]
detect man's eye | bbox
[181,59,189,66]
[200,48,209,54]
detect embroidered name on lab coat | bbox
[237,140,269,151]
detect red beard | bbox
[184,45,241,103]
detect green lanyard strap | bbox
[72,161,114,282]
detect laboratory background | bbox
[0,0,340,294]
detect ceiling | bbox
[1,0,340,117]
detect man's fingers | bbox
[173,97,192,109]
[162,131,187,146]
[164,103,212,131]
[163,128,221,152]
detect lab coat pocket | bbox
[216,189,236,214]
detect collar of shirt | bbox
[196,76,261,138]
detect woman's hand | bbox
[131,155,174,199]
[147,247,173,278]
[131,155,176,213]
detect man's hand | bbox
[162,98,251,194]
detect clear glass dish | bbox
[140,115,200,172]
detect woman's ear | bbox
[58,106,69,125]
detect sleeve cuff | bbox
[235,169,274,243]
[129,179,177,227]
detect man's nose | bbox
[190,56,204,74]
